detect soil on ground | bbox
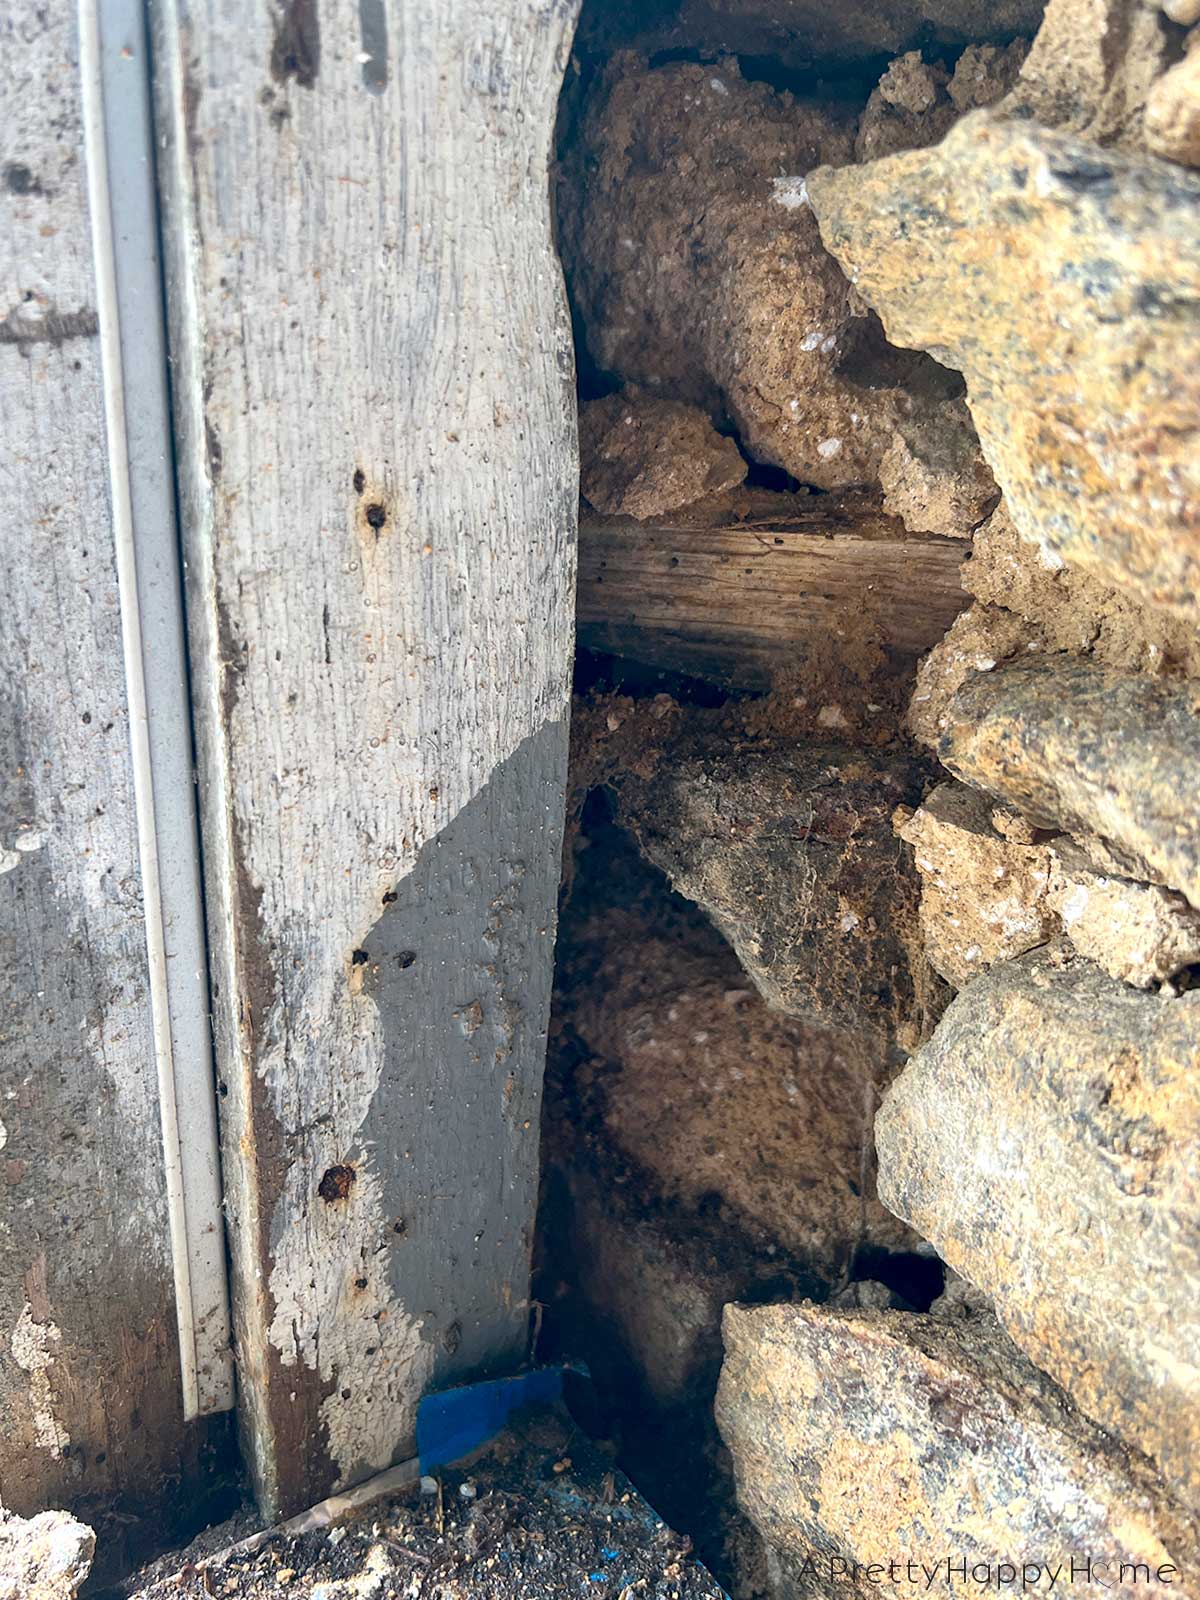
[124,1406,725,1600]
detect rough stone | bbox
[899,784,1200,989]
[559,56,978,509]
[936,653,1200,905]
[579,389,747,520]
[1145,44,1200,168]
[716,1300,1199,1599]
[897,781,1055,986]
[0,1510,94,1600]
[899,783,1200,988]
[876,947,1200,1510]
[907,603,1040,750]
[855,43,1027,163]
[1047,839,1200,987]
[963,502,1200,677]
[878,398,997,538]
[1005,0,1176,148]
[667,0,1045,70]
[614,738,938,1050]
[809,112,1200,617]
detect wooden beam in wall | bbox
[577,501,970,688]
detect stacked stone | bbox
[714,1,1200,1590]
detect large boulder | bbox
[932,654,1200,905]
[876,947,1200,1511]
[808,112,1200,617]
[717,1300,1198,1599]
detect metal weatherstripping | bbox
[78,0,233,1418]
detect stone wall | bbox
[545,0,1200,1593]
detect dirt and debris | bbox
[854,42,1027,161]
[580,390,748,520]
[550,811,915,1281]
[125,1407,724,1600]
[557,53,987,521]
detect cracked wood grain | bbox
[153,0,579,1519]
[577,503,969,689]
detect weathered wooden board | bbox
[577,503,969,687]
[0,1,231,1578]
[153,0,579,1519]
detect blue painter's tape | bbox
[416,1365,568,1472]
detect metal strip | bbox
[78,0,234,1417]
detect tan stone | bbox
[899,783,1200,989]
[907,603,1040,749]
[559,56,985,516]
[1145,47,1200,168]
[1004,0,1174,147]
[579,389,747,520]
[898,781,1055,986]
[1047,838,1200,987]
[717,1300,1199,1600]
[876,947,1200,1510]
[963,502,1200,677]
[935,654,1200,905]
[809,113,1200,617]
[877,398,997,538]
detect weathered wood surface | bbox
[0,1,230,1577]
[154,0,580,1519]
[577,501,969,687]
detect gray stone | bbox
[935,654,1200,906]
[716,1300,1199,1600]
[876,947,1200,1510]
[615,740,937,1051]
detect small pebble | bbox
[419,1475,438,1495]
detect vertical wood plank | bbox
[153,0,580,1517]
[0,0,231,1576]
